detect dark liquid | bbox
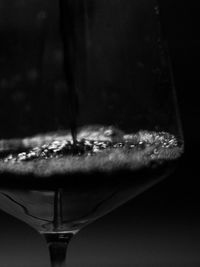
[0,127,183,234]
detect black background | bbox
[0,1,200,266]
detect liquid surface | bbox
[0,126,183,176]
[0,126,183,234]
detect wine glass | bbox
[0,0,183,266]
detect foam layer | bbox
[0,126,183,177]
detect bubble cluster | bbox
[2,129,181,163]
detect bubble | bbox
[153,148,159,155]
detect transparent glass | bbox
[0,0,184,266]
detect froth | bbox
[0,126,183,176]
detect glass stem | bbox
[44,233,73,267]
